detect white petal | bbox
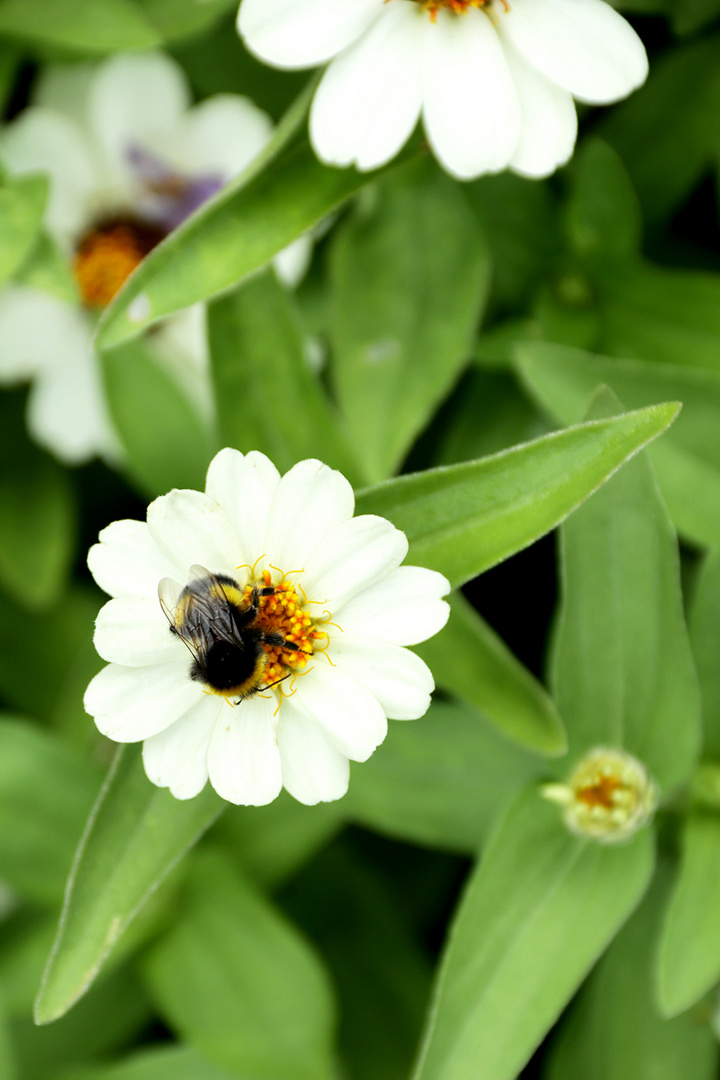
[277,704,350,804]
[142,694,222,799]
[499,0,648,104]
[205,449,281,570]
[25,332,119,465]
[32,62,96,127]
[337,565,450,645]
[85,660,201,742]
[331,639,434,720]
[273,235,313,289]
[207,694,283,805]
[0,108,97,244]
[264,459,355,573]
[293,661,387,761]
[0,286,85,382]
[238,0,381,69]
[87,52,190,186]
[88,519,180,600]
[504,42,577,177]
[94,596,179,667]
[309,2,423,171]
[167,94,272,180]
[151,305,214,427]
[146,489,243,578]
[302,515,408,613]
[421,8,521,179]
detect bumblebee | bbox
[159,565,302,700]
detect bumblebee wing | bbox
[158,577,183,627]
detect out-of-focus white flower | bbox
[85,449,450,806]
[542,746,658,843]
[238,0,648,181]
[0,53,311,464]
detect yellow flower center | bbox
[244,569,325,687]
[73,217,165,308]
[542,747,658,844]
[417,0,492,16]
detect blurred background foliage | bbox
[2,0,720,1078]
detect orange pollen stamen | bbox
[244,569,320,688]
[419,0,491,17]
[575,774,625,810]
[73,218,165,308]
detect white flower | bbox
[0,52,311,464]
[541,747,658,843]
[84,449,450,806]
[237,0,648,181]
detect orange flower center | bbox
[244,570,324,687]
[575,774,624,810]
[73,217,165,308]
[418,0,491,16]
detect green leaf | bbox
[657,811,720,1016]
[0,392,75,609]
[95,118,403,351]
[597,261,720,373]
[34,745,224,1025]
[551,387,700,791]
[415,593,565,756]
[0,173,48,288]
[565,139,642,264]
[412,788,655,1080]
[138,0,235,42]
[101,340,218,499]
[355,402,680,588]
[141,847,336,1080]
[208,270,361,483]
[211,792,343,889]
[15,231,78,303]
[0,719,99,906]
[547,861,718,1080]
[54,1045,244,1080]
[599,35,720,224]
[515,341,720,548]
[689,549,720,759]
[0,0,161,52]
[344,701,547,854]
[0,994,15,1080]
[328,159,490,483]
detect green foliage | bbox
[412,788,654,1080]
[141,848,336,1080]
[0,0,161,53]
[357,403,679,586]
[0,174,48,289]
[329,159,490,483]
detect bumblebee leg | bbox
[232,584,262,628]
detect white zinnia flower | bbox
[84,449,450,806]
[0,52,311,464]
[237,0,648,180]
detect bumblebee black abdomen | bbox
[191,639,266,698]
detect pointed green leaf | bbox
[355,402,680,588]
[95,114,406,351]
[0,0,161,51]
[0,719,98,907]
[412,788,654,1080]
[565,139,642,264]
[100,341,218,499]
[415,593,565,756]
[548,862,718,1080]
[208,270,361,483]
[344,701,546,854]
[329,159,490,483]
[689,549,720,759]
[53,1046,243,1080]
[35,746,224,1025]
[138,0,235,42]
[658,811,720,1016]
[516,341,720,548]
[551,388,700,790]
[0,173,48,288]
[142,848,336,1080]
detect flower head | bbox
[0,53,311,463]
[238,0,648,180]
[84,449,450,806]
[542,747,658,844]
